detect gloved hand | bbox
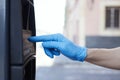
[28,33,87,62]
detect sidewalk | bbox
[36,61,120,80]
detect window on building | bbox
[105,7,120,29]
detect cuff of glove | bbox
[76,47,87,62]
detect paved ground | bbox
[36,62,120,80]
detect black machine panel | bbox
[0,0,9,80]
[10,0,36,80]
[0,0,36,80]
[10,0,36,65]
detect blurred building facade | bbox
[64,0,120,48]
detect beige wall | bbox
[85,0,100,36]
[64,0,81,43]
[64,0,120,45]
[85,0,120,36]
[64,0,86,46]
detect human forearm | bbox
[85,47,120,70]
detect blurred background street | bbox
[36,62,120,80]
[34,0,120,80]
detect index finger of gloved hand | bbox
[28,33,64,42]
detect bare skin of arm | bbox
[85,47,120,70]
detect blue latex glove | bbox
[28,33,87,62]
